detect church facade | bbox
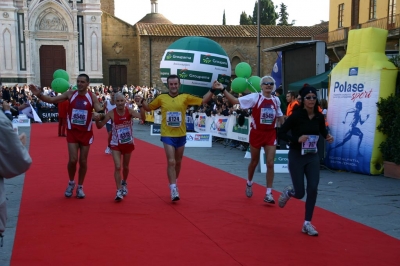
[0,0,327,89]
[0,0,103,87]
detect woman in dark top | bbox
[277,86,333,236]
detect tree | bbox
[239,11,252,25]
[252,0,278,25]
[277,3,290,26]
[223,9,226,25]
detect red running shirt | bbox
[251,95,279,131]
[110,107,134,146]
[67,90,94,131]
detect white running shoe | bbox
[302,223,319,236]
[245,184,253,198]
[263,193,275,204]
[121,180,128,196]
[76,186,86,199]
[278,185,293,208]
[171,187,180,201]
[64,181,75,197]
[115,189,123,201]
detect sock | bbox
[247,180,253,186]
[304,221,311,226]
[169,184,176,190]
[266,188,272,194]
[69,180,75,185]
[78,185,83,189]
[176,179,178,184]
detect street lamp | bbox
[257,0,261,76]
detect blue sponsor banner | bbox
[271,52,282,88]
[186,114,194,131]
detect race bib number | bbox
[260,107,276,125]
[302,135,319,155]
[166,111,182,127]
[117,127,132,144]
[71,109,88,125]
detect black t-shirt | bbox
[278,108,328,150]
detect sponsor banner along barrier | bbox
[260,149,289,174]
[185,133,212,147]
[193,113,250,142]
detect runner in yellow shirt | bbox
[140,74,221,201]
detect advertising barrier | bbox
[150,124,161,135]
[259,149,289,174]
[185,133,212,147]
[193,113,250,142]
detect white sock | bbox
[169,184,176,190]
[69,180,75,185]
[247,180,253,186]
[304,221,310,226]
[78,185,83,189]
[266,188,272,194]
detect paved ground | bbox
[1,122,400,266]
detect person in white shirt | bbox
[103,91,116,154]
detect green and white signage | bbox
[160,37,231,97]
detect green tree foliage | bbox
[223,9,226,25]
[252,0,278,25]
[239,11,252,25]
[277,2,290,26]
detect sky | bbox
[114,0,329,26]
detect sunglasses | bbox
[262,82,274,86]
[304,96,317,100]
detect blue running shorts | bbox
[160,136,186,148]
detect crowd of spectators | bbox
[0,84,160,122]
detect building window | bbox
[388,0,396,26]
[369,0,376,20]
[338,4,344,28]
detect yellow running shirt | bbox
[148,93,202,137]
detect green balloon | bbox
[72,85,78,91]
[53,69,69,82]
[231,77,248,93]
[247,76,261,92]
[235,62,252,78]
[51,78,70,93]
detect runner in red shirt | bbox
[95,92,145,201]
[222,75,285,203]
[30,74,103,199]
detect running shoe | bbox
[302,223,319,236]
[76,187,86,199]
[105,147,111,154]
[278,185,293,208]
[264,193,275,204]
[245,184,253,198]
[64,181,75,197]
[121,180,128,196]
[171,187,180,201]
[115,189,123,201]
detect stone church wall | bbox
[100,0,114,16]
[101,13,139,86]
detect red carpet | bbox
[11,123,400,265]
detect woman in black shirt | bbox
[277,86,333,236]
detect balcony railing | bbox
[322,14,400,44]
[327,27,348,43]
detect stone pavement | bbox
[1,123,399,266]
